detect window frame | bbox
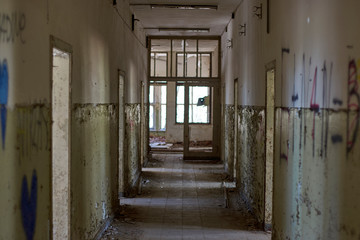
[150,52,169,77]
[149,84,167,131]
[175,52,212,78]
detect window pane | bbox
[186,54,197,77]
[177,53,184,77]
[199,54,211,77]
[161,105,166,130]
[198,40,218,77]
[191,105,209,123]
[161,85,167,104]
[149,105,154,129]
[176,105,184,123]
[176,85,184,104]
[149,85,154,103]
[173,40,184,77]
[155,53,167,77]
[190,86,209,104]
[150,53,155,77]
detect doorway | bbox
[265,61,275,231]
[183,82,221,160]
[51,36,72,239]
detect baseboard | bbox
[93,215,114,240]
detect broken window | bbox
[176,86,210,124]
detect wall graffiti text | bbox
[0,12,26,44]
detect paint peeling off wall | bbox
[0,104,51,240]
[224,105,235,177]
[142,103,150,166]
[124,103,141,196]
[237,106,265,225]
[71,104,119,240]
[273,107,360,240]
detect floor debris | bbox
[101,153,270,240]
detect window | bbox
[176,53,211,77]
[150,53,168,77]
[149,84,167,131]
[176,86,211,124]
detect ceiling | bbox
[129,0,241,36]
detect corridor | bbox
[102,153,270,240]
[2,0,360,239]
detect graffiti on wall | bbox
[17,105,50,162]
[347,59,360,154]
[0,59,8,149]
[280,48,341,159]
[280,49,360,157]
[21,170,37,240]
[0,12,26,44]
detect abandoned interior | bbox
[1,0,360,239]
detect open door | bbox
[183,82,221,160]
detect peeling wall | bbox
[124,103,141,196]
[71,104,119,239]
[237,106,265,224]
[224,105,235,177]
[273,108,360,240]
[222,0,360,237]
[0,0,147,238]
[142,103,149,166]
[0,105,51,240]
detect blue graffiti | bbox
[21,170,37,240]
[0,59,8,149]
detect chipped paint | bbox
[237,106,265,225]
[124,103,141,196]
[71,104,118,239]
[273,107,360,240]
[224,105,235,178]
[0,105,51,240]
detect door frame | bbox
[183,81,221,160]
[264,60,276,231]
[50,35,73,239]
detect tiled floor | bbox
[102,153,271,240]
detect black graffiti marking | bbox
[324,62,333,158]
[331,134,343,144]
[17,106,50,162]
[320,62,327,157]
[282,48,290,54]
[280,153,288,162]
[292,94,299,102]
[0,12,26,44]
[347,60,360,154]
[332,98,343,106]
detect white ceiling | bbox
[129,0,241,36]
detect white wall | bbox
[0,0,147,239]
[222,0,360,238]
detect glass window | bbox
[149,84,167,131]
[150,53,168,77]
[176,86,210,124]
